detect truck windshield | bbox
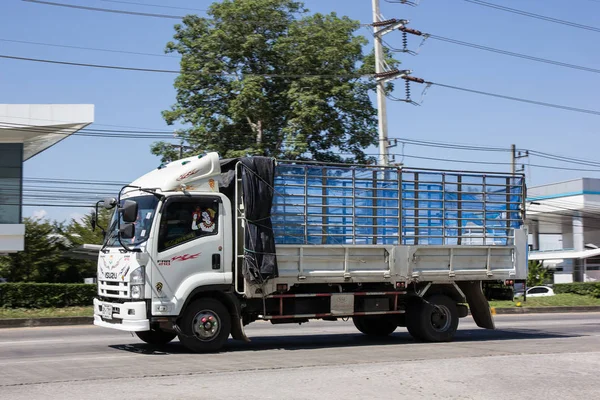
[104,195,159,248]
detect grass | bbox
[489,293,600,308]
[0,294,599,318]
[0,306,94,319]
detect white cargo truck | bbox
[91,153,527,352]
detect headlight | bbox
[131,285,143,299]
[130,266,145,284]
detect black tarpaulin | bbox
[240,157,278,283]
[218,156,278,283]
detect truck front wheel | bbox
[406,294,459,342]
[177,298,231,353]
[352,315,398,336]
[135,328,177,346]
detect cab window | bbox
[158,198,219,252]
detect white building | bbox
[527,178,600,283]
[0,104,94,253]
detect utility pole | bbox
[511,144,529,176]
[511,143,529,302]
[372,0,389,166]
[371,2,413,166]
[369,2,418,166]
[170,138,194,161]
[511,144,516,175]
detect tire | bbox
[135,328,177,346]
[352,315,398,337]
[406,295,459,342]
[177,298,231,353]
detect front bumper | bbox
[93,298,149,332]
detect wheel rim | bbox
[430,304,451,332]
[192,310,221,341]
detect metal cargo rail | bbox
[271,162,525,246]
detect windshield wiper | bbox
[100,218,119,253]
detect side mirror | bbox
[119,223,135,239]
[103,197,118,210]
[121,200,138,223]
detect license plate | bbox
[101,304,113,320]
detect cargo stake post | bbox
[90,153,527,352]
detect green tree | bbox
[154,0,399,163]
[0,217,65,282]
[0,210,111,283]
[60,208,112,247]
[55,208,113,281]
[527,260,551,287]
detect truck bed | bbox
[233,160,527,296]
[241,226,527,298]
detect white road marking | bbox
[0,354,142,366]
[0,336,130,346]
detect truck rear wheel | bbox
[135,328,177,346]
[352,315,397,336]
[177,298,231,353]
[406,295,458,342]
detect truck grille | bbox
[98,280,129,298]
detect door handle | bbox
[212,254,221,270]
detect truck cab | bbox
[94,153,240,348]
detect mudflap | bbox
[457,281,495,330]
[231,315,250,342]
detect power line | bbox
[4,124,600,174]
[529,198,600,216]
[0,53,369,79]
[21,203,97,208]
[425,81,600,117]
[24,177,128,185]
[528,150,600,168]
[4,50,600,118]
[388,153,600,172]
[4,122,600,173]
[22,0,184,19]
[0,121,172,134]
[537,200,600,218]
[463,0,600,33]
[0,115,171,131]
[0,38,177,59]
[101,0,207,12]
[0,53,184,74]
[427,34,600,75]
[528,204,600,230]
[389,137,510,152]
[23,0,319,26]
[530,214,600,232]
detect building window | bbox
[0,143,23,224]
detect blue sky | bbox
[1,0,599,222]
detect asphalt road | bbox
[1,313,600,400]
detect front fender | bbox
[170,272,226,315]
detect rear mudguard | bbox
[457,281,495,330]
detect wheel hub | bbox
[430,304,452,332]
[192,310,220,341]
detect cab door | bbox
[151,195,225,316]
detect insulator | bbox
[402,31,409,52]
[374,69,401,79]
[373,18,399,27]
[405,80,411,101]
[399,26,424,36]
